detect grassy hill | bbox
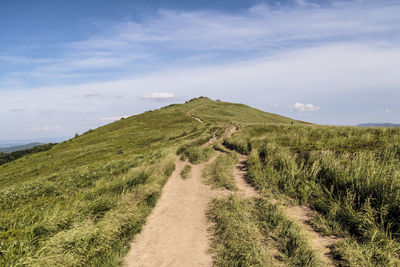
[0,97,299,266]
[4,96,399,266]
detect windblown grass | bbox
[203,153,238,190]
[180,165,191,179]
[208,195,320,266]
[225,124,400,266]
[179,146,214,164]
[2,97,298,266]
[208,195,276,266]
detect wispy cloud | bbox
[2,1,400,88]
[270,104,279,109]
[100,115,131,122]
[290,102,320,112]
[142,92,175,100]
[31,125,63,131]
[1,1,400,138]
[10,108,27,112]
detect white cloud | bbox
[270,104,279,109]
[31,125,63,131]
[100,115,130,122]
[385,108,391,112]
[290,102,320,112]
[4,1,400,87]
[1,1,400,138]
[141,92,175,100]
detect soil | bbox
[124,156,219,267]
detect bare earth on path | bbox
[233,153,257,198]
[124,156,221,267]
[285,205,339,266]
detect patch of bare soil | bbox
[233,154,257,198]
[286,205,339,266]
[124,155,223,267]
[186,110,204,124]
[193,116,204,124]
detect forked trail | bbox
[124,126,339,266]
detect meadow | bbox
[0,97,295,266]
[0,99,212,266]
[3,96,397,266]
[224,124,400,266]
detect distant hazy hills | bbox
[357,123,400,127]
[0,142,43,153]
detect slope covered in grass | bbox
[187,97,305,125]
[224,124,400,266]
[0,97,297,266]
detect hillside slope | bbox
[0,97,301,266]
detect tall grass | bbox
[208,195,320,266]
[208,195,276,266]
[203,153,238,190]
[227,124,400,265]
[0,99,211,266]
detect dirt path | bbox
[233,154,257,198]
[124,156,219,267]
[286,206,338,266]
[221,128,338,266]
[186,110,204,124]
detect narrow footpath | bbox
[124,156,217,267]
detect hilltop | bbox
[0,97,302,266]
[3,97,399,267]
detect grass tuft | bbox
[180,165,191,179]
[203,153,238,190]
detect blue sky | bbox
[1,0,400,141]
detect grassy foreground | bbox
[224,124,400,266]
[203,153,238,190]
[0,97,295,266]
[208,195,320,266]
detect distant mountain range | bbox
[0,142,43,153]
[0,137,68,148]
[357,123,400,127]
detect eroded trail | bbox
[124,156,218,267]
[286,205,339,266]
[233,154,257,198]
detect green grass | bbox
[1,97,297,266]
[187,97,306,125]
[225,124,400,266]
[208,195,276,266]
[180,165,191,179]
[254,198,320,266]
[212,142,232,153]
[6,96,399,266]
[179,146,214,164]
[203,153,238,190]
[208,195,320,266]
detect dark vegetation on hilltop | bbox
[0,143,56,166]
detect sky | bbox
[1,0,400,141]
